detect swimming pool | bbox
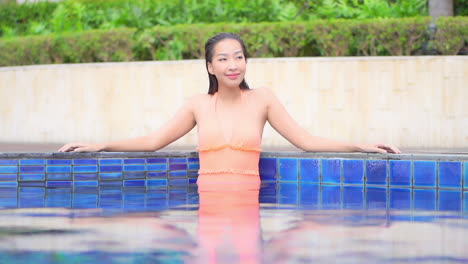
[0,151,467,263]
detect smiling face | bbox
[207,38,247,90]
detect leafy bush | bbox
[433,16,468,55]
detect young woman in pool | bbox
[59,33,400,187]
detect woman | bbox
[59,32,401,187]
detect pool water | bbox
[0,183,467,264]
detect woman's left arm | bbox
[263,88,401,153]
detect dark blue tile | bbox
[279,158,298,181]
[299,184,319,206]
[99,159,122,165]
[100,172,122,181]
[124,180,146,187]
[343,160,364,184]
[169,158,186,164]
[0,166,18,174]
[259,183,277,203]
[464,191,467,212]
[0,160,18,165]
[438,190,462,211]
[74,173,98,181]
[73,181,98,187]
[366,187,387,209]
[299,159,319,183]
[20,159,45,165]
[47,160,72,165]
[0,182,17,187]
[148,171,167,179]
[439,161,462,188]
[148,179,167,187]
[465,162,468,189]
[321,185,341,209]
[147,164,167,171]
[20,166,45,173]
[18,181,44,187]
[343,186,364,209]
[46,166,72,173]
[390,160,411,186]
[73,159,97,165]
[47,174,72,181]
[123,165,146,172]
[169,178,187,186]
[414,161,436,187]
[188,170,199,178]
[73,166,98,173]
[169,171,187,178]
[188,157,199,163]
[100,165,123,173]
[259,158,277,181]
[0,174,16,181]
[99,181,122,187]
[322,159,341,184]
[366,160,387,185]
[19,173,45,181]
[147,158,167,164]
[188,163,200,170]
[413,190,437,211]
[390,188,411,210]
[46,181,72,188]
[124,171,146,179]
[279,183,298,204]
[189,178,197,184]
[123,159,145,164]
[169,164,187,171]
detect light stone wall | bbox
[0,56,466,149]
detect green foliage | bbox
[433,16,468,55]
[454,0,468,16]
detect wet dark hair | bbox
[205,32,250,94]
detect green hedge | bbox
[1,17,466,67]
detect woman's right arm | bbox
[58,96,198,152]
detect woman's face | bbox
[207,38,246,89]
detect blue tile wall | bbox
[322,159,341,184]
[438,190,462,211]
[389,188,411,210]
[299,159,319,183]
[343,186,364,209]
[259,158,277,181]
[439,161,462,188]
[366,160,387,186]
[413,189,436,210]
[279,183,299,204]
[343,160,364,184]
[465,162,468,189]
[279,158,298,181]
[321,185,341,209]
[366,187,387,209]
[414,161,436,188]
[299,184,319,206]
[0,160,18,165]
[389,160,411,187]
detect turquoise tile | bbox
[279,158,298,181]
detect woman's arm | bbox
[263,88,400,153]
[58,96,198,152]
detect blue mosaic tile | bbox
[0,182,17,187]
[100,165,123,173]
[343,160,364,184]
[73,159,97,165]
[123,165,145,172]
[47,160,72,165]
[147,158,167,164]
[74,173,98,181]
[169,178,187,186]
[46,196,71,208]
[188,163,200,170]
[464,191,467,212]
[299,184,319,206]
[439,161,462,188]
[438,190,462,211]
[20,159,45,165]
[19,197,45,208]
[46,166,72,174]
[413,189,436,210]
[20,166,45,173]
[123,159,145,164]
[19,173,45,181]
[47,174,72,181]
[18,181,44,187]
[73,166,98,173]
[366,160,387,185]
[100,181,122,187]
[0,166,18,174]
[188,157,199,163]
[321,159,341,184]
[413,161,436,188]
[147,164,167,171]
[343,186,364,209]
[99,159,122,165]
[259,158,277,181]
[279,158,298,181]
[389,188,411,210]
[299,159,319,183]
[148,171,167,179]
[465,162,468,189]
[124,171,146,179]
[73,181,98,187]
[366,187,387,209]
[279,183,298,204]
[189,178,197,184]
[19,187,45,196]
[169,171,187,178]
[46,181,72,187]
[321,185,341,209]
[124,180,146,187]
[0,174,16,181]
[169,164,187,171]
[169,158,186,164]
[100,172,122,181]
[389,160,411,187]
[0,160,18,165]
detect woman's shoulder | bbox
[245,86,276,100]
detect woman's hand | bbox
[58,143,105,153]
[356,143,401,154]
